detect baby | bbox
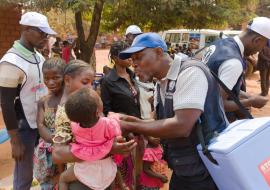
[58,88,121,190]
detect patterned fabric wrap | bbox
[34,107,57,185]
[33,133,56,184]
[52,105,73,144]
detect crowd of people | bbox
[1,11,270,190]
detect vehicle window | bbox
[205,35,219,46]
[181,33,189,42]
[168,33,180,43]
[165,33,172,42]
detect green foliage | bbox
[2,0,261,31]
[1,0,28,6]
[102,0,260,31]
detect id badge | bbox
[35,85,46,102]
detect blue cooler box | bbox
[197,117,270,190]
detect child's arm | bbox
[37,98,53,143]
[143,161,168,183]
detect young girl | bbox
[52,60,95,189]
[52,60,95,145]
[101,41,142,190]
[58,88,122,190]
[140,137,168,190]
[34,57,66,190]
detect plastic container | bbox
[198,117,270,190]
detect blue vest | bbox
[156,59,228,178]
[204,38,245,97]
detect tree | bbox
[37,0,105,68]
[2,0,105,69]
[74,1,105,67]
[256,0,270,17]
[2,0,262,68]
[102,0,260,32]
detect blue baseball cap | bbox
[119,33,168,60]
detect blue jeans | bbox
[13,119,38,190]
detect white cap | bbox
[19,12,57,35]
[125,25,142,35]
[247,17,270,39]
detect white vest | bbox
[0,48,47,129]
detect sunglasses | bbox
[30,27,49,38]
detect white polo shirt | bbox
[218,36,244,90]
[154,56,208,112]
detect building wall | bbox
[0,5,21,58]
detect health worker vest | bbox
[156,58,228,177]
[203,38,245,98]
[0,47,47,129]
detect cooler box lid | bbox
[198,117,270,154]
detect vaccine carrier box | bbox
[197,117,270,190]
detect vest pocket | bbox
[169,155,208,179]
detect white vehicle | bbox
[221,30,241,38]
[162,29,220,52]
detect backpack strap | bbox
[210,70,253,119]
[196,120,219,165]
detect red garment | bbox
[62,47,71,63]
[140,145,167,188]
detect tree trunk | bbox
[75,11,90,63]
[87,0,105,61]
[74,0,105,72]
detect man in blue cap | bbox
[119,33,228,190]
[0,12,56,190]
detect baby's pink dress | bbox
[70,115,121,190]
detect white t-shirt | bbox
[217,36,244,90]
[154,57,208,112]
[137,80,155,120]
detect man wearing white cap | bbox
[0,12,56,190]
[125,24,142,45]
[203,17,270,122]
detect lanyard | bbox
[33,54,41,84]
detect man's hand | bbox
[119,120,133,136]
[119,115,144,135]
[160,175,168,183]
[250,95,268,108]
[8,130,25,161]
[119,114,142,123]
[110,136,137,156]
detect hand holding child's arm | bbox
[52,144,81,164]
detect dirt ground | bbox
[0,49,269,189]
[0,113,12,180]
